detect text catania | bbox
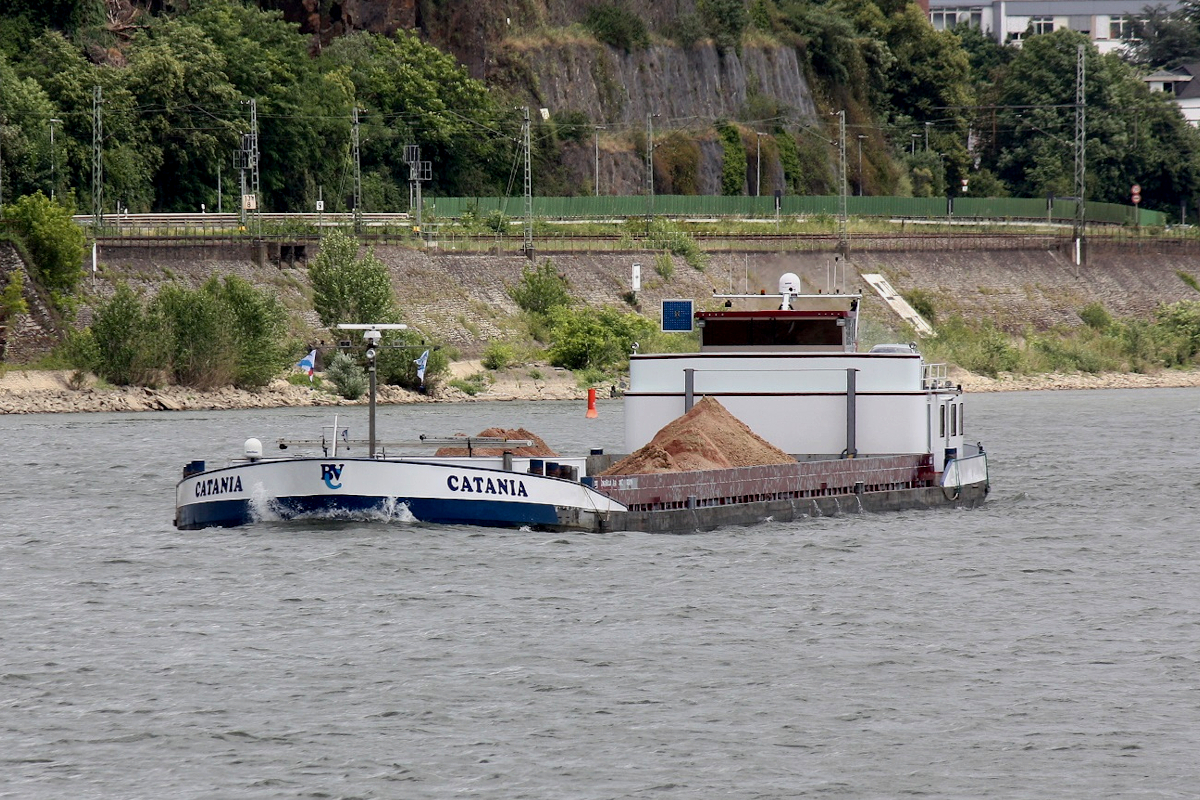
[446,474,528,497]
[195,475,243,497]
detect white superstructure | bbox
[625,274,968,473]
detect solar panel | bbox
[661,299,694,332]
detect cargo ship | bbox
[175,275,988,532]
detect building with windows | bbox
[1144,64,1200,125]
[928,0,1178,53]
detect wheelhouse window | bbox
[700,317,844,347]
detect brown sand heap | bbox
[434,427,557,457]
[601,396,796,475]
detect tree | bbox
[1127,5,1200,68]
[984,30,1200,210]
[2,191,85,300]
[309,229,396,327]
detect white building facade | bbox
[928,0,1180,53]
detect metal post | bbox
[756,132,763,197]
[217,168,221,214]
[857,134,865,196]
[925,121,930,152]
[352,106,362,234]
[1074,43,1087,261]
[523,107,533,255]
[684,368,695,412]
[92,85,103,231]
[368,348,377,458]
[645,112,657,226]
[594,125,605,196]
[837,110,848,258]
[0,117,5,211]
[845,368,858,458]
[49,118,61,201]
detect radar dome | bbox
[778,273,802,294]
[244,438,263,460]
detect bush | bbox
[82,278,291,389]
[1079,302,1113,332]
[654,252,675,281]
[86,283,164,386]
[449,372,489,396]
[546,305,656,370]
[375,330,450,390]
[1,270,29,320]
[2,192,86,303]
[325,351,367,399]
[717,122,747,196]
[582,3,650,51]
[481,341,516,370]
[508,259,573,315]
[902,288,937,323]
[698,0,748,52]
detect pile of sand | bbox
[601,396,796,475]
[434,427,558,457]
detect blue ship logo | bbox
[321,463,344,490]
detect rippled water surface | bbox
[3,391,1200,799]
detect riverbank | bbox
[2,365,1199,415]
[0,362,590,415]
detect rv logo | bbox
[321,463,344,490]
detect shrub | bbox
[1079,302,1113,332]
[325,351,367,399]
[902,288,937,323]
[87,283,164,386]
[1,270,29,319]
[508,259,573,315]
[83,278,291,389]
[654,252,675,281]
[698,0,748,53]
[153,283,236,388]
[717,122,747,196]
[449,372,488,396]
[375,330,450,390]
[481,341,516,370]
[582,3,650,51]
[2,192,86,302]
[546,305,656,370]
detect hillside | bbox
[6,237,1200,365]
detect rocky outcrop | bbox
[517,41,817,126]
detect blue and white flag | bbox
[414,349,430,386]
[298,349,317,382]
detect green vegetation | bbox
[481,341,516,370]
[717,123,747,197]
[324,351,366,400]
[0,270,28,319]
[581,3,649,51]
[1,193,85,304]
[69,277,291,388]
[920,299,1200,377]
[309,229,395,327]
[449,372,488,396]
[508,260,572,315]
[545,305,656,371]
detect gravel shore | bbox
[2,365,1198,415]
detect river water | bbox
[2,389,1199,799]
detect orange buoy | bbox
[586,387,598,418]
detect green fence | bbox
[429,195,1166,227]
